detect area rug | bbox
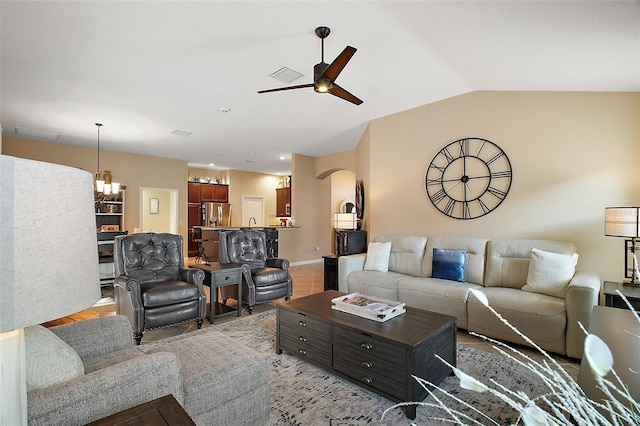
[213,310,549,425]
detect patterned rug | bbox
[213,310,548,425]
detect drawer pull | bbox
[360,342,374,350]
[298,336,307,342]
[360,361,373,368]
[298,320,307,327]
[360,376,373,385]
[298,348,308,356]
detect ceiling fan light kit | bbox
[258,26,363,105]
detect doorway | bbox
[242,196,265,227]
[140,187,179,234]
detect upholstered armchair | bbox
[113,232,206,344]
[218,229,292,313]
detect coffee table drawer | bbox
[279,335,332,368]
[280,322,330,347]
[333,345,406,384]
[279,308,331,335]
[333,357,406,399]
[333,327,406,367]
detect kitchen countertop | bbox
[195,226,300,231]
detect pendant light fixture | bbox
[94,122,120,195]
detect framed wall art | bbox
[149,198,159,214]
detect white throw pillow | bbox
[24,325,84,391]
[522,248,578,298]
[363,242,392,272]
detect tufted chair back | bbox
[114,232,183,282]
[219,229,267,269]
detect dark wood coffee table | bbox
[275,290,457,419]
[86,394,195,425]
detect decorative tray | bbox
[331,292,406,322]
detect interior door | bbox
[242,196,264,227]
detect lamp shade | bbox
[0,156,100,332]
[334,212,357,230]
[604,207,640,238]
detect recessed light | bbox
[171,129,193,136]
[209,163,215,167]
[220,107,231,113]
[279,156,285,160]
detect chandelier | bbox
[94,123,120,195]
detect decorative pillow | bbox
[432,248,466,282]
[522,248,579,298]
[363,242,392,272]
[24,325,84,391]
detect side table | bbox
[322,254,339,291]
[603,281,640,311]
[189,262,243,323]
[86,394,195,425]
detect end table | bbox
[603,281,640,311]
[189,262,244,323]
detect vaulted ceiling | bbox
[1,1,638,175]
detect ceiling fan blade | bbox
[257,83,314,94]
[328,83,363,105]
[320,46,356,82]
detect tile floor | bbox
[91,260,581,379]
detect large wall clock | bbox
[425,137,512,220]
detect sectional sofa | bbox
[338,235,600,359]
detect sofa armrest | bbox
[565,271,601,359]
[338,254,367,293]
[28,351,183,426]
[50,315,133,362]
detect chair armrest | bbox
[338,254,367,293]
[50,315,133,362]
[180,267,205,286]
[266,258,289,270]
[28,352,183,426]
[113,274,141,294]
[565,270,601,359]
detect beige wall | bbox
[141,189,172,233]
[3,136,189,244]
[360,91,640,283]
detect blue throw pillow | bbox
[432,248,466,282]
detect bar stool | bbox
[192,227,209,265]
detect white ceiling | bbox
[1,1,639,175]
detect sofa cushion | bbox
[346,270,406,300]
[25,325,84,391]
[522,248,578,298]
[422,236,488,285]
[376,235,427,276]
[432,248,466,282]
[363,241,392,272]
[484,239,576,289]
[398,277,483,329]
[467,287,567,354]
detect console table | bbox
[275,290,457,419]
[189,262,243,323]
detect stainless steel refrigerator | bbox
[201,202,232,227]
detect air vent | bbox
[15,127,60,140]
[171,129,193,136]
[269,67,304,83]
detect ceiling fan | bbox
[258,26,363,105]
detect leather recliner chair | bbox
[113,232,206,344]
[218,229,292,313]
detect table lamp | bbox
[0,156,100,425]
[334,212,357,230]
[605,207,640,286]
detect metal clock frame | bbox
[425,137,512,220]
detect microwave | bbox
[335,230,367,256]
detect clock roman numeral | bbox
[458,139,469,157]
[443,198,456,216]
[486,151,505,165]
[487,186,507,199]
[442,147,456,164]
[490,170,512,179]
[429,189,447,204]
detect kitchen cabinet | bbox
[187,181,229,256]
[276,187,291,217]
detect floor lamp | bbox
[605,207,640,286]
[0,156,100,425]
